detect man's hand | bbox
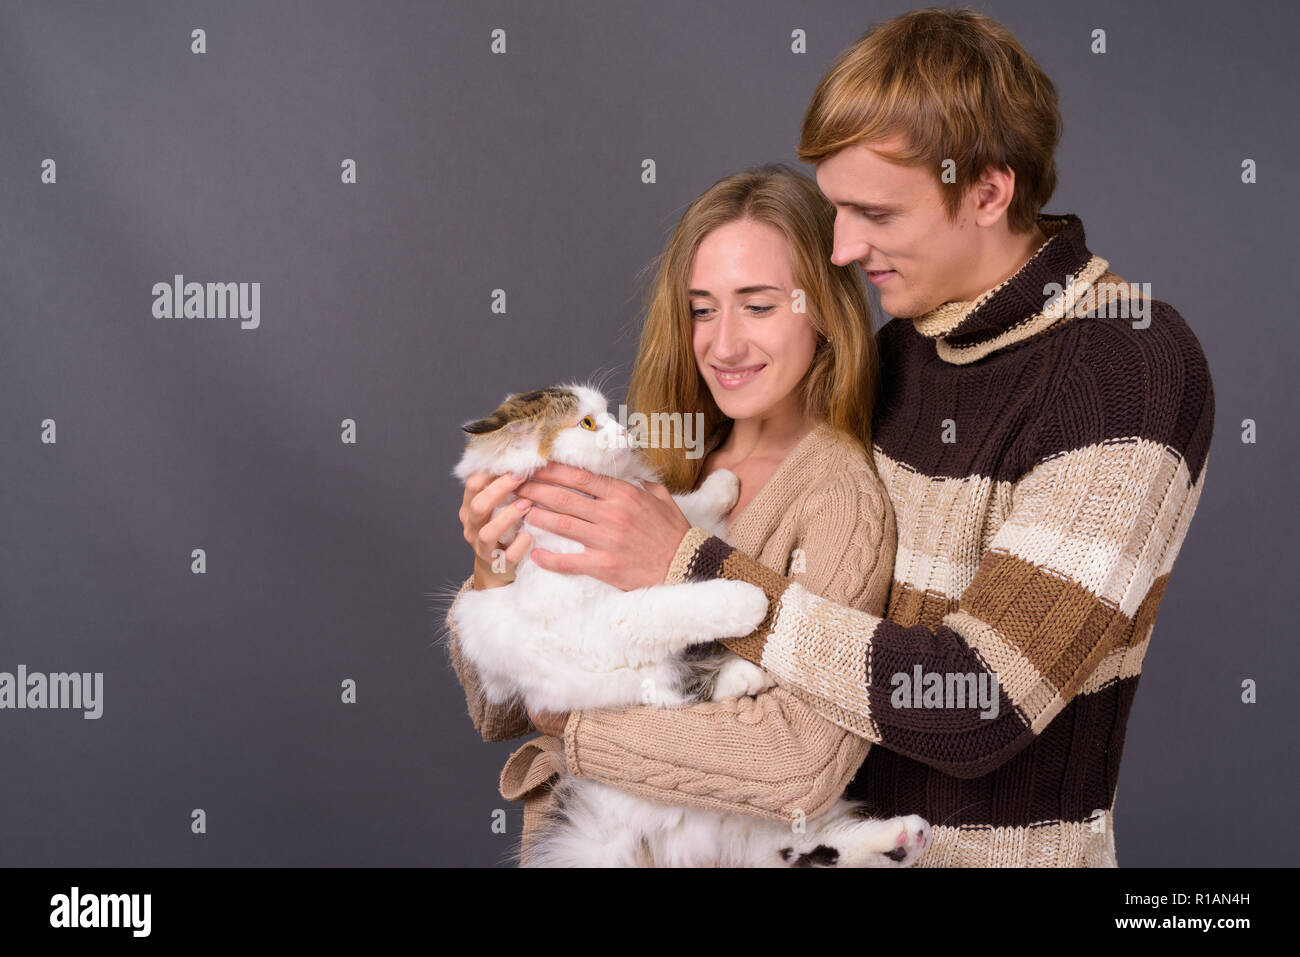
[527,706,571,738]
[514,462,692,591]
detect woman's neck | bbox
[715,408,821,465]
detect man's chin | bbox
[878,293,940,320]
[877,294,913,319]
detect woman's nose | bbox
[712,309,745,359]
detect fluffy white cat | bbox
[447,382,929,867]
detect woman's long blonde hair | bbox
[627,163,880,493]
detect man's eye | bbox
[865,212,890,224]
[579,415,596,430]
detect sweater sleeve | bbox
[561,471,894,822]
[443,573,536,742]
[663,316,1215,779]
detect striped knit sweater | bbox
[650,212,1215,865]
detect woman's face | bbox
[689,219,819,424]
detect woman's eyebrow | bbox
[688,284,783,296]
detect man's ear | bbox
[970,163,1016,227]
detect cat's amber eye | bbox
[579,415,597,431]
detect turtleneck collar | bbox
[909,213,1109,365]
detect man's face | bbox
[816,135,982,318]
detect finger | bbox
[461,472,489,522]
[523,501,610,551]
[468,471,526,525]
[480,497,531,546]
[515,476,604,524]
[464,470,494,499]
[528,546,561,572]
[530,545,600,578]
[524,462,615,500]
[503,531,532,565]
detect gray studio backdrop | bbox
[1,0,1295,867]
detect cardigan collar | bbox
[909,213,1110,365]
[723,420,838,548]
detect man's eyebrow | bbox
[688,284,783,296]
[834,199,900,214]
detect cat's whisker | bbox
[591,364,625,399]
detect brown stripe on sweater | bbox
[683,532,733,582]
[962,550,1119,695]
[881,572,1167,703]
[1127,571,1170,650]
[885,580,958,630]
[714,549,787,665]
[664,526,712,586]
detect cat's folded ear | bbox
[462,413,503,435]
[462,414,530,435]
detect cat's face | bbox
[451,382,637,482]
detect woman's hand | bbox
[460,470,534,590]
[527,705,571,738]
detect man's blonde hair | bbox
[798,7,1060,233]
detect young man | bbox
[497,9,1215,866]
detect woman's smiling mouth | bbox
[712,364,766,389]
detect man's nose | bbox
[832,219,871,267]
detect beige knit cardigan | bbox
[443,420,894,864]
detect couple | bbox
[446,8,1214,867]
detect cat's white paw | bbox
[777,805,930,868]
[688,580,769,638]
[711,657,775,700]
[695,468,740,513]
[835,813,931,868]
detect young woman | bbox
[446,163,900,865]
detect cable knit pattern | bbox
[661,213,1215,866]
[563,686,871,821]
[443,421,895,861]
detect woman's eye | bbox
[579,416,596,430]
[865,212,890,224]
[691,305,773,318]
